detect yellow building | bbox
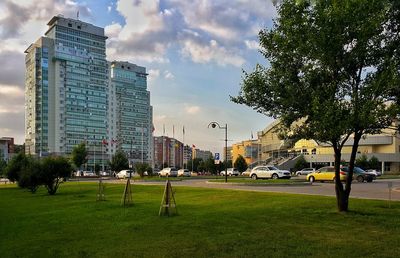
[231,140,260,166]
[257,120,400,174]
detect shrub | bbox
[40,156,73,195]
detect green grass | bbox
[1,182,400,258]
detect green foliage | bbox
[0,159,7,176]
[18,158,42,193]
[71,143,88,169]
[231,0,400,211]
[294,155,308,171]
[134,162,153,177]
[355,154,369,169]
[109,150,129,172]
[234,155,248,173]
[204,155,217,175]
[369,156,380,170]
[187,158,202,172]
[5,153,30,182]
[40,156,73,195]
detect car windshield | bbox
[267,166,278,170]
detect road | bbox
[129,178,400,201]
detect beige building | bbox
[231,140,260,166]
[257,120,400,174]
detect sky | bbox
[0,0,278,155]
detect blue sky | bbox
[0,0,277,155]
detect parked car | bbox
[341,166,375,182]
[116,170,134,179]
[0,177,10,184]
[306,166,347,183]
[220,168,240,176]
[365,169,382,177]
[158,167,178,177]
[83,171,96,177]
[178,169,191,177]
[99,171,110,176]
[295,168,316,176]
[241,169,251,177]
[249,165,291,180]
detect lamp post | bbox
[208,122,228,183]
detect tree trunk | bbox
[344,132,363,199]
[333,145,348,212]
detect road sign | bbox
[214,153,220,160]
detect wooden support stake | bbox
[121,178,133,207]
[96,179,106,201]
[159,180,177,216]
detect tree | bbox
[294,155,308,172]
[5,153,30,182]
[355,155,369,170]
[0,159,7,177]
[18,158,42,193]
[204,155,217,175]
[232,0,400,212]
[134,162,153,177]
[109,150,129,173]
[71,143,88,170]
[368,156,380,170]
[40,156,73,195]
[234,155,248,173]
[187,158,202,172]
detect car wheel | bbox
[356,175,364,183]
[309,176,315,183]
[272,174,279,179]
[367,178,373,183]
[251,174,257,180]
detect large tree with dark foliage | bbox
[71,142,88,170]
[232,0,400,212]
[109,150,129,173]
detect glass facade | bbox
[25,16,154,169]
[110,61,152,165]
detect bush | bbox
[40,156,73,195]
[18,159,42,193]
[134,163,153,177]
[294,155,308,172]
[5,153,31,182]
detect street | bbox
[129,178,400,201]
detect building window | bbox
[311,148,316,155]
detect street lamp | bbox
[208,122,228,183]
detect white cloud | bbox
[154,115,167,122]
[148,69,160,79]
[105,22,123,38]
[164,70,174,79]
[245,40,259,50]
[107,5,112,12]
[185,105,200,115]
[181,38,245,67]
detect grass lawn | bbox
[1,182,399,258]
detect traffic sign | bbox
[214,153,220,160]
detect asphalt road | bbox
[130,178,400,201]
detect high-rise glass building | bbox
[25,15,153,169]
[108,61,153,166]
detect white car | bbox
[158,167,178,177]
[220,168,240,176]
[83,171,96,177]
[116,170,134,179]
[250,165,291,180]
[365,169,382,177]
[178,169,191,177]
[295,168,316,176]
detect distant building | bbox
[108,61,153,166]
[153,136,183,169]
[231,140,260,167]
[223,146,233,163]
[192,148,212,161]
[0,137,15,162]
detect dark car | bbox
[341,166,375,182]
